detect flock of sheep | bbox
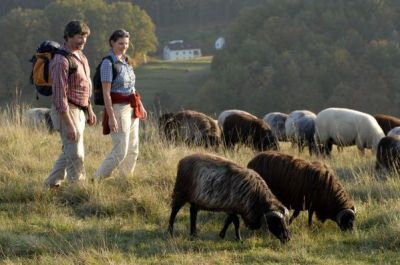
[160,107,400,242]
[25,106,400,242]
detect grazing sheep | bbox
[222,112,278,151]
[376,136,400,172]
[168,153,290,242]
[263,112,288,141]
[247,151,356,231]
[373,114,400,135]
[387,126,400,137]
[285,110,317,155]
[24,108,54,133]
[315,108,385,155]
[160,110,222,148]
[217,109,256,129]
[158,112,175,140]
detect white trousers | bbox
[44,105,86,186]
[94,104,140,179]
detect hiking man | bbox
[44,20,96,187]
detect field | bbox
[0,105,400,265]
[134,57,212,112]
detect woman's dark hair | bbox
[109,29,130,47]
[63,20,90,41]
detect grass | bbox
[134,57,212,112]
[0,105,400,264]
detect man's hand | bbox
[66,123,78,141]
[87,104,97,126]
[61,111,78,142]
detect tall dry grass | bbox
[0,105,399,264]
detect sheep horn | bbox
[336,208,356,224]
[283,207,290,218]
[265,210,284,219]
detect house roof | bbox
[165,42,200,51]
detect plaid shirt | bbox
[100,50,135,95]
[51,45,92,113]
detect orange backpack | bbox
[30,40,77,97]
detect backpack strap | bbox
[54,49,78,76]
[102,55,118,81]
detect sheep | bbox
[263,112,288,141]
[24,107,54,133]
[387,126,400,137]
[314,108,385,155]
[247,151,356,231]
[376,136,400,172]
[168,153,291,242]
[160,110,222,148]
[222,112,278,151]
[285,110,317,155]
[158,112,175,141]
[373,114,400,135]
[217,109,257,129]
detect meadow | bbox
[0,104,399,265]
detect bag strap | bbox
[54,49,77,76]
[102,55,118,81]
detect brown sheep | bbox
[168,153,290,242]
[222,113,278,151]
[373,114,400,135]
[247,151,356,231]
[376,135,400,172]
[160,110,222,148]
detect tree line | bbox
[189,0,400,116]
[0,0,157,102]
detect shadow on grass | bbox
[0,224,286,259]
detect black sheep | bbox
[374,114,400,135]
[223,113,278,151]
[376,135,400,172]
[159,110,221,148]
[168,153,290,242]
[247,151,356,231]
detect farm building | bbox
[163,40,202,61]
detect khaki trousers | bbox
[44,105,86,186]
[94,104,139,179]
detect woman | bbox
[94,29,147,180]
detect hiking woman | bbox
[94,29,147,180]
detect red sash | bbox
[102,92,144,135]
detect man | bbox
[44,20,96,187]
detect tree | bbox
[193,0,400,115]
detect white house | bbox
[163,40,202,61]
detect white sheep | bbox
[24,107,54,132]
[314,108,385,155]
[387,126,400,137]
[263,112,288,141]
[285,110,317,155]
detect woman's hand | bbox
[109,114,119,132]
[140,104,147,120]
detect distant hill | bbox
[190,0,400,116]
